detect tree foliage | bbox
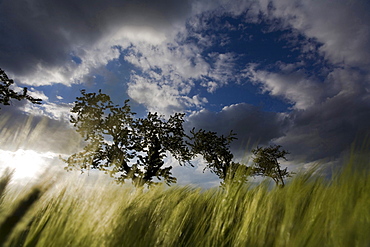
[0,68,42,109]
[132,112,193,186]
[188,128,251,185]
[64,90,293,188]
[251,145,291,187]
[64,90,193,187]
[188,128,235,180]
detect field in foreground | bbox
[0,155,369,247]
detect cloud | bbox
[1,0,248,114]
[0,0,193,86]
[21,102,73,122]
[187,103,290,159]
[2,0,370,184]
[246,65,326,110]
[123,38,240,114]
[274,68,370,162]
[244,61,370,164]
[124,42,211,115]
[225,0,370,166]
[248,0,370,69]
[123,41,210,81]
[189,56,370,168]
[202,52,239,92]
[1,85,74,122]
[127,74,187,114]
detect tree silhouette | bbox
[0,68,42,109]
[188,128,250,185]
[251,145,291,187]
[132,112,193,186]
[65,90,293,188]
[64,90,193,187]
[188,128,235,181]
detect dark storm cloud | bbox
[187,103,291,158]
[0,0,192,79]
[189,64,370,166]
[276,69,370,163]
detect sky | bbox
[0,0,369,187]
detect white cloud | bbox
[124,40,210,79]
[246,65,324,110]
[127,73,207,115]
[21,101,73,123]
[127,74,183,114]
[123,40,208,113]
[200,80,218,93]
[122,37,243,114]
[248,0,370,69]
[203,52,239,91]
[27,88,49,101]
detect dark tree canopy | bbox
[132,112,194,186]
[0,68,42,109]
[188,128,235,180]
[188,128,251,185]
[64,90,193,187]
[251,145,292,187]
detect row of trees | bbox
[64,90,292,187]
[0,68,292,187]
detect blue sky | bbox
[0,0,369,186]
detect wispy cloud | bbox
[123,34,242,114]
[246,65,325,110]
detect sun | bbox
[0,149,56,181]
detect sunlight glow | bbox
[0,149,57,181]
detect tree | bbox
[0,68,42,109]
[251,145,291,187]
[64,89,135,177]
[188,128,250,185]
[188,128,235,181]
[132,112,193,186]
[63,90,193,187]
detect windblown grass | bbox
[0,155,369,247]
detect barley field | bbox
[0,154,369,247]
